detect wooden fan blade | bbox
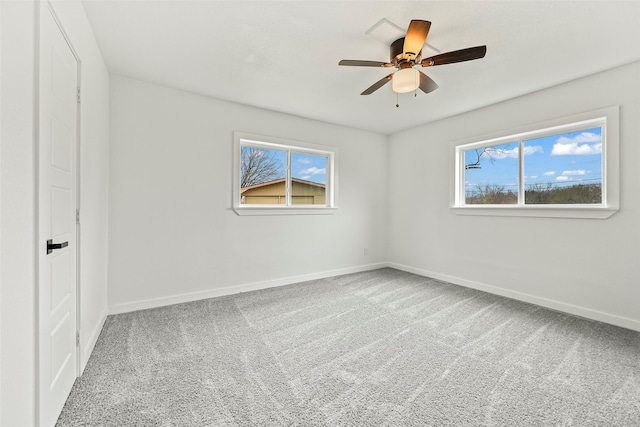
[421,46,487,67]
[339,60,392,67]
[403,20,431,58]
[418,71,439,94]
[361,73,394,95]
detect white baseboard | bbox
[81,305,108,373]
[106,261,640,332]
[108,263,388,315]
[388,262,640,332]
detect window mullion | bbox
[518,139,524,205]
[324,155,330,207]
[286,150,291,206]
[457,149,464,206]
[600,124,607,207]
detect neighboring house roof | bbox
[241,178,325,193]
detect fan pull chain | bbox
[396,92,399,108]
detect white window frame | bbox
[233,132,338,216]
[451,106,619,219]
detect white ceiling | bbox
[82,1,640,135]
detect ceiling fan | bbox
[339,20,487,97]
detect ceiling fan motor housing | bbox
[390,37,421,65]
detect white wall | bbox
[108,75,388,312]
[0,1,109,424]
[1,2,37,425]
[388,60,640,331]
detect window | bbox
[233,132,337,215]
[452,106,619,219]
[463,141,519,205]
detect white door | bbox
[38,5,79,426]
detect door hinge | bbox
[76,331,80,346]
[76,208,80,225]
[77,87,81,103]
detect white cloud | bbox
[300,175,311,180]
[556,176,570,182]
[560,132,601,144]
[530,175,538,179]
[299,166,326,176]
[297,157,312,165]
[485,147,518,159]
[561,169,588,176]
[543,171,556,176]
[485,145,542,160]
[523,145,543,156]
[551,132,602,155]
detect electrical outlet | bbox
[364,247,369,256]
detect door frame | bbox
[36,2,83,424]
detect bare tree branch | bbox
[465,147,511,169]
[240,147,284,188]
[465,148,487,169]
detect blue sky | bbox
[292,152,327,184]
[251,149,327,185]
[464,127,602,192]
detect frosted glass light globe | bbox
[392,68,419,93]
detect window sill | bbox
[451,206,618,219]
[233,206,338,216]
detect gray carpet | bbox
[57,268,640,426]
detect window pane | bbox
[240,146,286,205]
[291,152,327,205]
[464,142,518,205]
[524,127,602,204]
